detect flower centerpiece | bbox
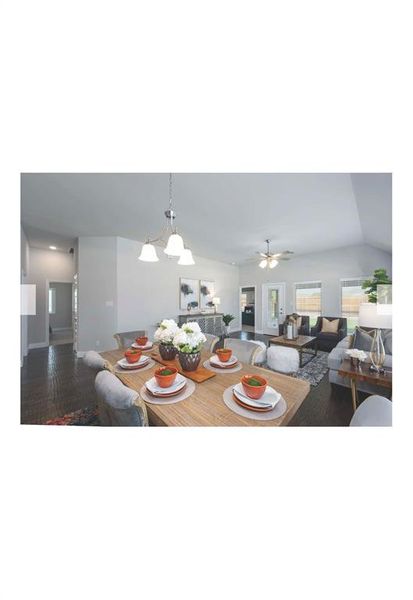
[345,348,367,368]
[154,319,179,360]
[173,321,207,371]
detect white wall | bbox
[49,282,73,329]
[239,244,392,331]
[78,237,118,352]
[76,236,240,353]
[116,237,240,339]
[21,227,30,364]
[28,248,75,347]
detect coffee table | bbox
[338,358,392,412]
[268,335,318,368]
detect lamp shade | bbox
[212,297,221,306]
[358,303,392,329]
[164,233,185,256]
[269,259,278,269]
[138,243,159,262]
[178,248,195,265]
[259,259,267,269]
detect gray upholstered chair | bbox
[83,350,114,373]
[311,317,347,352]
[223,339,262,365]
[114,330,146,349]
[279,314,310,336]
[204,333,219,353]
[350,395,392,427]
[95,370,149,426]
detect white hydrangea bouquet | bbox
[172,321,207,371]
[154,319,179,345]
[173,321,207,354]
[345,349,367,361]
[154,319,180,360]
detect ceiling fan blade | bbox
[278,257,290,261]
[256,252,268,257]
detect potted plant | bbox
[362,268,392,303]
[154,319,179,360]
[173,321,207,371]
[222,314,235,336]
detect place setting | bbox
[204,347,242,373]
[140,366,195,405]
[115,347,155,373]
[131,335,154,351]
[223,373,287,421]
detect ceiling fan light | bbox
[139,243,159,262]
[164,233,185,256]
[269,259,278,268]
[259,259,267,269]
[178,248,195,265]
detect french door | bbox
[261,283,286,335]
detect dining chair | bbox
[83,350,114,373]
[223,339,262,365]
[204,333,219,353]
[94,370,149,426]
[113,330,146,349]
[350,395,392,427]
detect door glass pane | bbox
[268,289,278,321]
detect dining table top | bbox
[100,347,310,427]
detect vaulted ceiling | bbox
[21,173,392,262]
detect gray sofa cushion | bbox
[383,330,392,355]
[352,327,375,351]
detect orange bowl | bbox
[136,336,148,346]
[241,374,267,399]
[154,366,178,388]
[124,348,142,364]
[216,348,232,363]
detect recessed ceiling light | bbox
[49,246,57,250]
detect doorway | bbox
[240,285,256,333]
[261,283,286,336]
[47,281,74,346]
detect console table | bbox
[178,312,223,336]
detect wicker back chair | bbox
[113,330,146,349]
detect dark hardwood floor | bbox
[21,344,97,424]
[21,333,357,426]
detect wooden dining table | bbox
[100,348,310,426]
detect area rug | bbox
[262,351,329,387]
[45,406,99,425]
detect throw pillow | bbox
[321,318,339,333]
[351,327,375,351]
[383,330,392,355]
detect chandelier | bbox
[138,174,195,265]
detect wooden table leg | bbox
[350,378,358,413]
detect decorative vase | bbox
[159,343,178,361]
[370,329,385,371]
[178,351,201,371]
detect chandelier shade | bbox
[138,243,159,262]
[259,259,267,269]
[164,233,185,256]
[178,247,195,265]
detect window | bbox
[295,282,321,327]
[48,287,56,314]
[341,278,368,333]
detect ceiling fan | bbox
[251,239,294,269]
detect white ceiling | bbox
[21,173,392,262]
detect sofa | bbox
[328,331,392,398]
[278,314,310,336]
[311,316,347,352]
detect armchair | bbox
[278,314,310,337]
[311,316,347,352]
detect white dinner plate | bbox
[145,373,186,396]
[210,354,238,367]
[117,355,150,370]
[131,342,153,350]
[233,383,281,409]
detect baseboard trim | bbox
[51,327,73,332]
[29,342,48,349]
